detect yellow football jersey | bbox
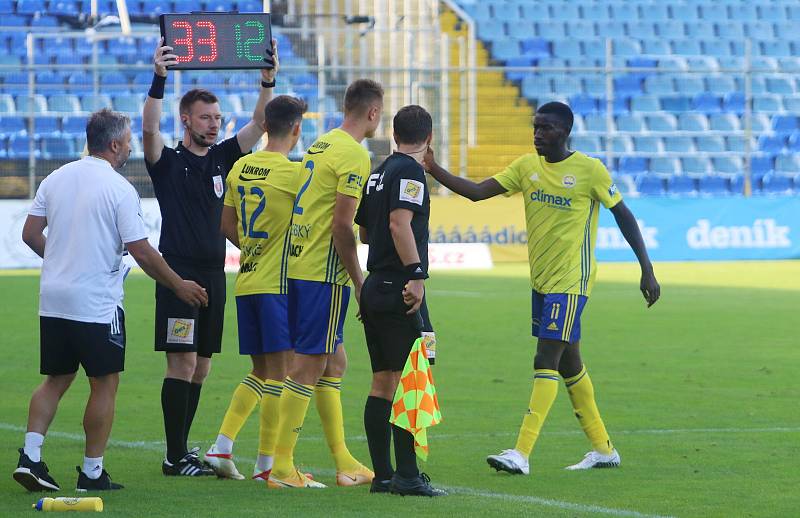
[223,151,299,296]
[493,150,622,297]
[287,128,371,285]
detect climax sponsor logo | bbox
[687,219,791,249]
[530,189,572,207]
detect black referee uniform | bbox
[147,138,244,357]
[355,152,430,373]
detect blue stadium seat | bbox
[696,136,726,153]
[746,21,776,39]
[0,116,26,136]
[583,113,609,132]
[772,115,799,135]
[682,157,711,177]
[613,76,642,96]
[48,94,80,113]
[535,22,566,39]
[31,15,59,27]
[757,135,784,154]
[552,39,581,59]
[610,3,638,22]
[664,136,694,152]
[715,21,745,39]
[630,95,660,112]
[62,116,87,137]
[751,155,774,177]
[710,113,740,132]
[751,57,779,72]
[570,136,601,153]
[660,95,691,112]
[582,4,610,22]
[685,56,719,72]
[643,6,671,23]
[685,21,715,39]
[725,136,751,153]
[616,113,645,132]
[564,20,594,38]
[596,22,626,38]
[582,77,605,97]
[783,95,800,112]
[645,113,678,132]
[99,72,129,92]
[41,136,75,159]
[712,157,744,177]
[678,113,709,132]
[643,75,674,95]
[506,20,536,38]
[477,20,505,41]
[656,20,686,40]
[671,39,702,55]
[722,92,745,114]
[765,76,795,95]
[752,94,783,112]
[504,57,535,82]
[568,94,597,115]
[112,94,143,114]
[706,75,736,95]
[774,23,799,40]
[657,56,688,71]
[692,93,722,113]
[667,176,698,196]
[761,174,793,194]
[0,94,15,114]
[729,175,747,194]
[729,3,758,21]
[633,136,662,153]
[16,0,47,14]
[491,40,521,61]
[641,39,670,55]
[774,154,800,176]
[650,157,680,177]
[8,135,39,158]
[698,5,727,22]
[787,131,800,153]
[80,94,112,112]
[759,4,787,22]
[521,76,552,98]
[620,157,648,175]
[636,175,665,196]
[492,3,521,22]
[626,22,656,38]
[699,176,730,196]
[702,40,731,57]
[675,76,706,96]
[15,95,47,114]
[549,3,579,20]
[3,15,30,26]
[50,1,79,15]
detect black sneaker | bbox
[76,466,124,491]
[162,453,215,477]
[370,478,392,494]
[12,449,60,492]
[390,472,447,497]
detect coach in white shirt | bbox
[12,109,208,493]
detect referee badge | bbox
[399,179,424,206]
[213,175,224,198]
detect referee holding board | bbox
[142,38,278,476]
[355,105,446,497]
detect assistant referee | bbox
[355,105,446,497]
[142,38,278,476]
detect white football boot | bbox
[203,444,245,480]
[565,449,621,470]
[486,449,530,475]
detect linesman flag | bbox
[390,338,442,461]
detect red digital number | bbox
[196,21,218,63]
[171,20,194,62]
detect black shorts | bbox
[40,308,125,377]
[361,272,423,373]
[154,260,225,358]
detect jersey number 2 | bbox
[237,186,269,239]
[293,160,314,215]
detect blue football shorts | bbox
[235,294,292,355]
[531,290,588,344]
[288,279,349,355]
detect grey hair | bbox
[86,109,130,154]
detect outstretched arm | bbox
[236,39,279,152]
[423,146,507,201]
[143,38,177,165]
[609,201,660,307]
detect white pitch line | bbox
[1,421,673,517]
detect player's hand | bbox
[403,279,424,314]
[175,280,208,308]
[422,146,436,172]
[640,269,660,308]
[154,37,178,77]
[353,281,363,321]
[261,38,279,83]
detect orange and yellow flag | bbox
[389,338,442,460]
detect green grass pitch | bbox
[1,262,798,517]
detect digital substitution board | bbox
[159,13,273,70]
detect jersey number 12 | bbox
[238,185,269,239]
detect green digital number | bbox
[234,20,265,62]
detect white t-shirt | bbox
[29,156,148,323]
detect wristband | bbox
[405,262,428,280]
[148,73,166,99]
[261,79,276,88]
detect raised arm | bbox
[332,193,364,303]
[236,39,279,152]
[423,146,506,201]
[143,38,177,165]
[609,200,660,307]
[22,215,47,258]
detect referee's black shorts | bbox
[154,258,225,358]
[40,307,126,377]
[360,272,423,373]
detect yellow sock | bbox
[218,373,263,442]
[258,379,283,457]
[314,376,359,472]
[272,377,313,477]
[565,365,613,455]
[515,369,560,457]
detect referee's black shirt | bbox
[355,152,430,274]
[146,138,244,269]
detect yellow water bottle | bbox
[33,497,103,512]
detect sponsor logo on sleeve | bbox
[608,183,618,197]
[400,179,424,205]
[167,318,195,344]
[346,173,363,189]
